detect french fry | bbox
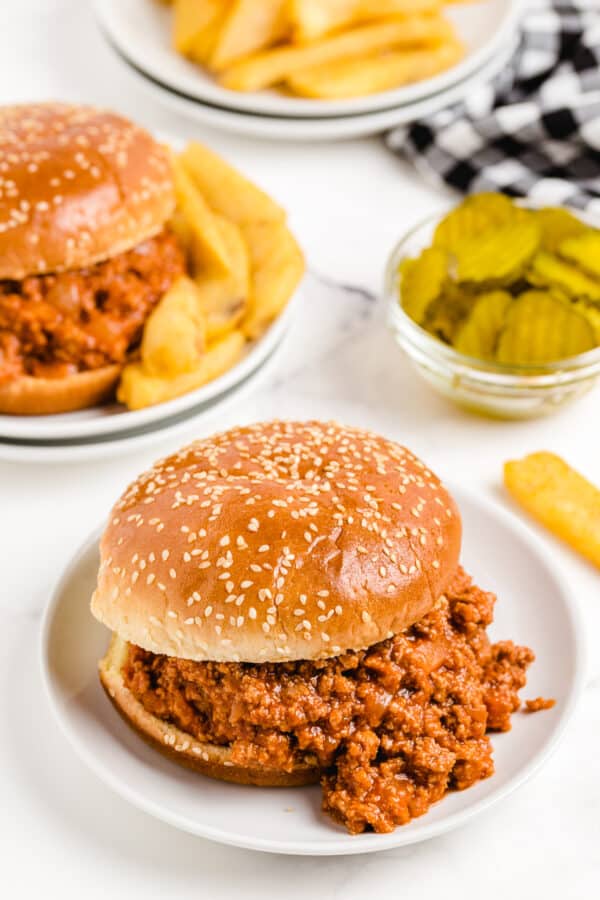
[197,215,250,340]
[219,16,453,92]
[209,0,290,71]
[167,209,194,261]
[119,137,305,410]
[118,330,246,410]
[504,452,600,569]
[140,277,206,377]
[290,0,441,43]
[180,141,285,225]
[188,16,230,65]
[241,220,304,339]
[173,0,230,60]
[288,38,463,99]
[172,156,231,273]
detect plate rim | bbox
[116,37,517,142]
[39,483,587,855]
[93,0,522,120]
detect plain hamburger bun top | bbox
[91,421,461,663]
[0,103,175,279]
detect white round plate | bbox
[0,327,285,463]
[41,485,585,855]
[94,0,521,119]
[0,282,299,442]
[115,38,516,142]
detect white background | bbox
[1,2,599,897]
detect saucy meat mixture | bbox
[0,231,184,382]
[123,568,534,834]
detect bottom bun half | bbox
[0,365,121,415]
[99,634,320,788]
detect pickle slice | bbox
[433,193,522,252]
[528,251,600,301]
[455,219,540,285]
[496,290,596,364]
[454,291,512,359]
[573,301,600,340]
[559,230,600,279]
[424,283,477,342]
[399,246,448,324]
[535,207,587,253]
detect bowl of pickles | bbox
[385,193,600,418]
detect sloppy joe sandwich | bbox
[0,105,305,415]
[91,420,537,834]
[0,103,181,414]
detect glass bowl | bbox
[385,209,600,419]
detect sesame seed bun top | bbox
[0,103,175,279]
[91,421,461,663]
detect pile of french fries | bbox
[162,0,466,100]
[118,142,304,410]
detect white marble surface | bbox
[1,1,599,896]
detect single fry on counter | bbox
[504,452,600,570]
[117,140,305,410]
[165,0,466,99]
[398,193,600,365]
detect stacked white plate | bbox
[94,0,522,141]
[0,289,296,463]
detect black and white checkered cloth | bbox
[387,0,600,213]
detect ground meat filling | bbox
[0,230,184,382]
[123,568,534,834]
[524,697,556,713]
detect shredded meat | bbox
[0,230,184,381]
[123,568,537,834]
